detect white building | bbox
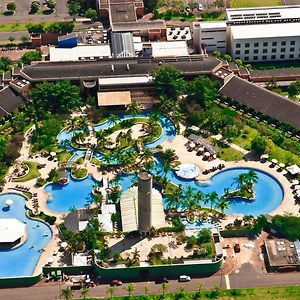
[192,5,300,62]
[192,21,227,55]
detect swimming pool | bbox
[57,113,176,164]
[0,193,52,278]
[118,163,284,216]
[45,173,98,213]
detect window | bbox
[290,41,295,45]
[263,42,268,47]
[236,43,241,48]
[254,49,258,54]
[280,54,285,59]
[281,41,286,46]
[263,49,267,53]
[272,48,276,53]
[271,55,276,59]
[290,47,295,52]
[272,41,277,46]
[244,56,249,61]
[236,50,240,55]
[253,56,258,60]
[289,54,294,59]
[254,42,259,47]
[245,49,249,54]
[245,43,250,48]
[262,55,267,60]
[281,48,286,52]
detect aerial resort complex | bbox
[1,1,300,299]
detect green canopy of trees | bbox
[0,57,12,74]
[21,50,42,65]
[153,65,187,100]
[7,2,16,11]
[251,136,267,155]
[85,8,98,21]
[29,80,82,116]
[272,215,300,241]
[287,79,300,99]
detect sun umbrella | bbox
[271,159,278,164]
[50,151,56,157]
[60,242,68,248]
[292,180,299,185]
[5,199,13,206]
[296,190,300,197]
[294,185,300,190]
[47,257,54,264]
[279,163,285,168]
[204,152,210,157]
[198,147,205,152]
[189,142,195,148]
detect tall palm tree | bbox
[131,248,140,263]
[96,130,107,148]
[233,173,248,190]
[127,100,141,115]
[216,197,230,214]
[60,287,73,300]
[195,191,203,207]
[205,192,219,211]
[245,170,258,185]
[81,286,90,299]
[139,148,154,165]
[108,114,120,127]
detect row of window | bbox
[236,53,299,61]
[236,41,296,48]
[236,47,296,55]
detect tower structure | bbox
[137,171,152,234]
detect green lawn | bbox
[217,147,244,161]
[232,125,258,150]
[230,0,283,7]
[13,161,40,182]
[201,11,226,21]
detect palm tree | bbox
[195,191,203,207]
[161,282,169,295]
[60,287,73,300]
[245,170,258,185]
[127,100,141,115]
[131,248,140,263]
[96,130,107,148]
[139,148,154,165]
[126,283,136,297]
[144,284,150,295]
[106,286,116,299]
[108,114,120,127]
[205,192,219,211]
[216,197,230,214]
[80,286,90,299]
[233,173,248,190]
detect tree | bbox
[30,1,39,13]
[245,169,258,185]
[8,36,15,43]
[161,282,169,295]
[27,23,45,35]
[21,36,29,43]
[197,228,211,244]
[144,284,150,295]
[212,51,221,58]
[288,79,300,98]
[47,0,56,11]
[131,248,140,263]
[80,286,89,299]
[204,192,219,211]
[106,286,116,299]
[21,50,42,65]
[223,54,232,62]
[0,57,12,74]
[235,59,243,66]
[29,81,82,116]
[188,76,220,107]
[127,100,141,115]
[60,287,73,300]
[153,65,187,100]
[126,283,136,297]
[251,136,267,155]
[266,76,278,91]
[216,197,230,214]
[108,114,120,126]
[85,8,98,22]
[68,1,80,20]
[7,2,16,12]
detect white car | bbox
[179,275,191,282]
[198,4,203,10]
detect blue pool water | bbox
[0,193,52,278]
[45,174,98,213]
[117,164,284,216]
[57,113,176,164]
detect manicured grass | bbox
[72,167,88,179]
[230,0,283,7]
[13,161,40,182]
[217,147,244,161]
[232,125,257,150]
[201,11,226,21]
[75,285,300,299]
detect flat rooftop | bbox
[230,22,300,39]
[265,239,300,266]
[198,21,227,29]
[97,91,131,106]
[110,4,137,23]
[111,20,166,32]
[226,5,300,22]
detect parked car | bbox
[155,277,169,284]
[178,275,191,282]
[234,243,241,253]
[111,280,123,286]
[198,4,203,10]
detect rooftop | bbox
[111,20,166,32]
[219,75,300,130]
[97,91,131,106]
[265,239,300,266]
[230,22,300,39]
[0,218,26,243]
[111,32,135,58]
[226,5,300,23]
[110,4,137,23]
[49,45,111,62]
[64,209,94,233]
[198,21,227,29]
[58,32,78,42]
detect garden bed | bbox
[12,161,41,182]
[71,167,88,180]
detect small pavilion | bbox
[0,218,26,248]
